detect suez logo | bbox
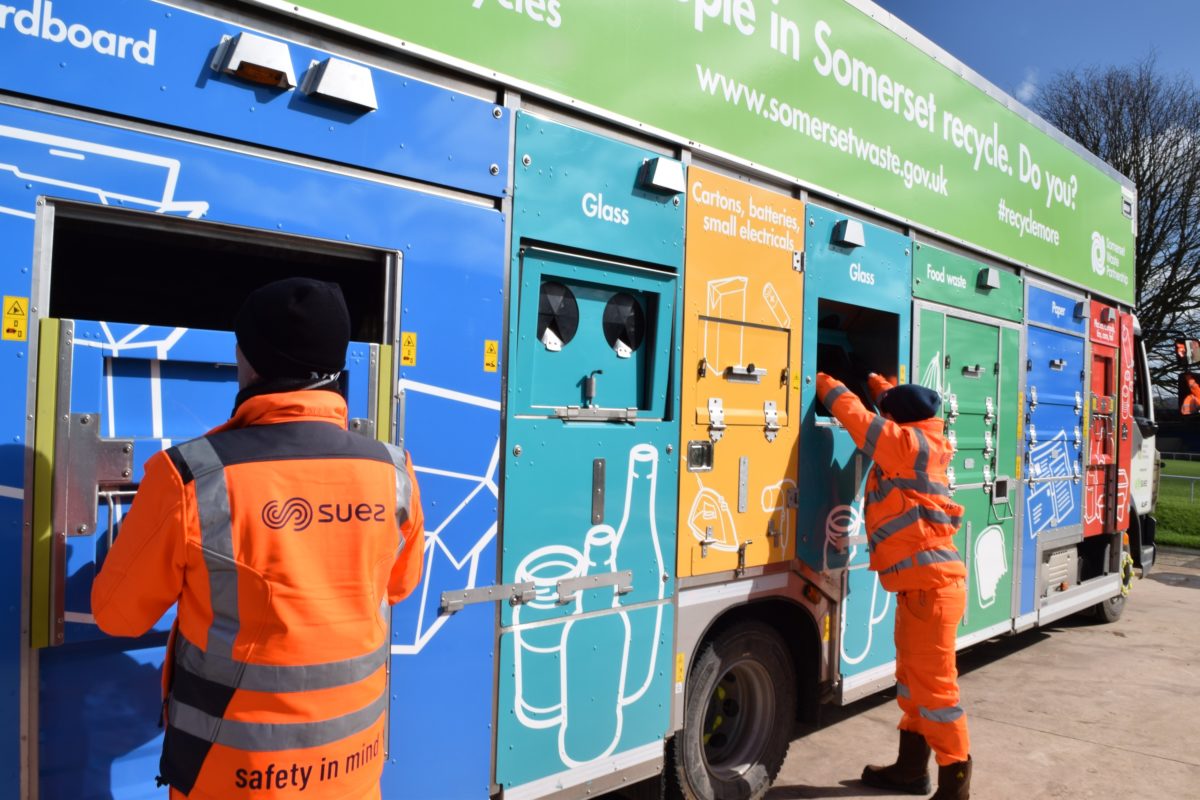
[261,498,387,532]
[0,0,157,65]
[581,192,631,226]
[848,261,876,286]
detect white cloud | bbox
[1015,67,1039,103]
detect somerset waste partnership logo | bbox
[1090,231,1107,276]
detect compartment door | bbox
[943,317,1001,489]
[496,249,678,791]
[1084,344,1118,536]
[679,169,803,577]
[1024,327,1085,537]
[32,319,379,797]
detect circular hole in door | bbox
[602,292,646,356]
[537,281,579,350]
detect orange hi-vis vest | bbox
[92,390,424,800]
[817,374,966,592]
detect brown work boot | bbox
[929,756,971,799]
[861,730,932,794]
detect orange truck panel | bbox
[678,169,803,577]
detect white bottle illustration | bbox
[511,444,667,768]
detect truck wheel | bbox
[1095,544,1135,623]
[671,622,796,800]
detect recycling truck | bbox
[0,1,1157,798]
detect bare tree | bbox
[1035,56,1200,397]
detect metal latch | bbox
[1073,427,1082,449]
[983,430,994,459]
[557,570,633,604]
[1029,424,1038,446]
[1074,391,1083,414]
[725,364,767,383]
[1071,461,1081,483]
[946,393,959,422]
[961,364,983,378]
[554,405,638,423]
[440,581,536,614]
[736,539,753,576]
[983,396,995,425]
[763,401,780,442]
[946,466,957,494]
[1029,386,1038,410]
[57,413,134,537]
[946,430,957,453]
[708,397,726,442]
[701,526,715,558]
[982,463,992,487]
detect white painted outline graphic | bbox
[973,525,1009,608]
[511,445,666,768]
[0,123,209,218]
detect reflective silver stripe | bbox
[176,438,239,661]
[869,475,951,503]
[169,690,387,751]
[862,416,886,459]
[912,429,930,473]
[383,444,413,530]
[175,634,389,693]
[897,682,911,699]
[919,704,965,723]
[870,506,963,548]
[882,548,962,575]
[823,385,849,408]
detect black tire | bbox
[670,622,796,800]
[1095,542,1135,623]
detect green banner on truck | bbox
[284,0,1136,304]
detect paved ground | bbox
[768,548,1200,799]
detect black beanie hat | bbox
[235,278,350,379]
[878,383,942,423]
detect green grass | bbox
[1157,460,1200,549]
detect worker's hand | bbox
[815,372,837,399]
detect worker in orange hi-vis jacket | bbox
[816,371,972,800]
[92,278,424,800]
[1181,373,1200,415]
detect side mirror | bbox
[1174,339,1200,365]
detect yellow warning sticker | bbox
[483,339,499,372]
[3,296,28,342]
[791,371,801,392]
[898,364,907,384]
[822,613,830,642]
[400,332,417,367]
[674,652,685,684]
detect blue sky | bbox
[871,1,1199,107]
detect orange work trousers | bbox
[893,579,970,765]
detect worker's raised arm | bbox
[91,452,187,637]
[815,372,913,473]
[388,450,426,604]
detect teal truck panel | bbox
[797,204,912,684]
[499,115,683,792]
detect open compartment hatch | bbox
[816,298,899,417]
[45,203,395,343]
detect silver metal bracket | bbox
[349,417,376,438]
[983,430,994,459]
[946,466,957,495]
[947,429,958,453]
[725,365,767,384]
[736,539,753,576]
[557,570,633,604]
[554,405,638,423]
[984,396,995,425]
[738,456,749,513]
[701,526,715,558]
[1072,427,1082,449]
[1029,386,1038,410]
[440,581,536,614]
[1074,391,1083,414]
[708,397,726,442]
[763,401,780,442]
[1029,424,1038,446]
[792,251,804,272]
[946,393,959,422]
[58,413,134,537]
